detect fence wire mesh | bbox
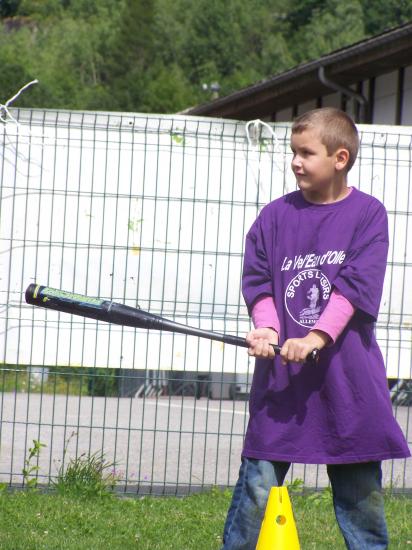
[0,109,411,494]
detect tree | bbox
[0,26,35,106]
[288,0,365,63]
[107,0,156,75]
[17,0,63,18]
[0,2,123,110]
[181,0,247,85]
[360,0,412,35]
[0,0,21,17]
[139,63,197,113]
[178,0,295,96]
[286,0,326,29]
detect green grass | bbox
[0,488,410,550]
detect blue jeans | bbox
[221,458,388,550]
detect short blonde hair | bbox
[291,107,359,171]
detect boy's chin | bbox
[297,180,313,191]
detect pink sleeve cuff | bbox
[251,296,280,334]
[311,289,355,343]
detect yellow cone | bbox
[256,486,300,550]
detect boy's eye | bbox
[290,148,314,157]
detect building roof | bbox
[185,22,412,120]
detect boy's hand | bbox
[280,330,330,365]
[246,328,279,359]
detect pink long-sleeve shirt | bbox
[251,289,355,343]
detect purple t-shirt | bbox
[242,188,410,464]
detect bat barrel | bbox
[25,284,109,322]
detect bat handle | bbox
[224,335,319,364]
[270,344,320,365]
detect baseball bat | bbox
[25,284,319,363]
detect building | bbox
[186,22,412,125]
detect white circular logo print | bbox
[285,269,331,327]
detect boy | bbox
[221,108,410,550]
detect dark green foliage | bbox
[0,0,411,113]
[360,0,412,35]
[87,368,119,397]
[0,0,21,17]
[287,0,365,63]
[286,0,326,28]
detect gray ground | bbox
[0,393,410,494]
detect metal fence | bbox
[0,109,411,494]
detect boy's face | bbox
[290,128,347,202]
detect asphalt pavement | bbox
[0,393,410,494]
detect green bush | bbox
[0,365,119,397]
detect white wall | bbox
[401,65,412,125]
[372,71,398,125]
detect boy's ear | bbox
[335,148,350,171]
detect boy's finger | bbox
[257,339,272,358]
[280,342,289,365]
[288,349,297,362]
[247,338,277,359]
[253,339,264,355]
[264,342,276,358]
[245,331,255,345]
